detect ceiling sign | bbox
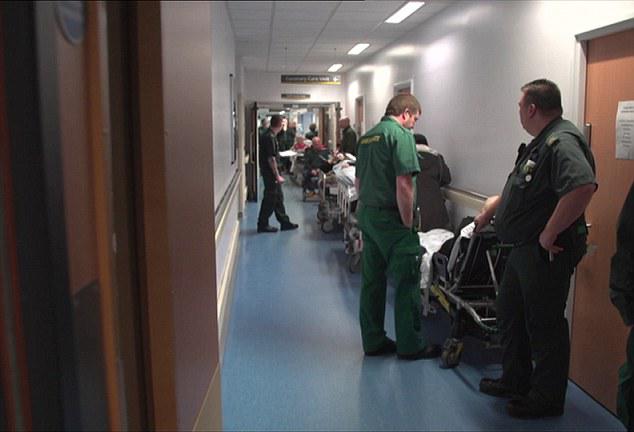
[281,75,341,85]
[281,93,311,100]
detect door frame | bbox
[355,95,365,136]
[393,78,414,96]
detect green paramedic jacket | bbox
[355,116,420,210]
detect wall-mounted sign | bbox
[281,75,341,85]
[616,100,634,160]
[281,93,311,100]
[56,1,86,45]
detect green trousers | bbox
[618,328,634,430]
[357,205,427,355]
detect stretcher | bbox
[289,152,305,185]
[427,222,511,368]
[332,163,362,272]
[419,228,455,316]
[316,171,339,228]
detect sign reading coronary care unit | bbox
[281,93,311,100]
[281,75,341,85]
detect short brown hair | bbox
[385,94,421,116]
[270,114,283,128]
[521,79,562,116]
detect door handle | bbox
[584,123,592,148]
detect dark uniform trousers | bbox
[498,239,578,408]
[618,329,634,430]
[358,205,426,355]
[257,176,291,228]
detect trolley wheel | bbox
[440,338,464,369]
[348,253,362,273]
[321,219,335,233]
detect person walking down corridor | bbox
[475,79,597,418]
[257,114,299,233]
[355,94,441,360]
[339,117,358,156]
[610,181,634,430]
[305,123,318,140]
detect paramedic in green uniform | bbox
[355,94,441,360]
[475,79,597,418]
[609,181,634,430]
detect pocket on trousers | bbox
[536,243,551,265]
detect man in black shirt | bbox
[475,79,596,418]
[257,114,299,233]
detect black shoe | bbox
[365,338,397,356]
[507,396,564,418]
[479,378,529,398]
[257,225,278,233]
[397,344,441,360]
[280,222,299,231]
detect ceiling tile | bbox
[232,0,454,73]
[227,1,273,11]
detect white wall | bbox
[345,0,634,198]
[161,2,218,429]
[211,1,241,315]
[244,70,347,110]
[211,1,238,200]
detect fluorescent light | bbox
[385,2,425,24]
[328,63,343,72]
[347,43,370,55]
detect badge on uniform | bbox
[522,159,536,175]
[546,134,560,147]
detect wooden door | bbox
[319,106,327,145]
[570,28,634,412]
[355,96,364,136]
[106,2,148,429]
[0,6,32,428]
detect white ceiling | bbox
[226,0,453,73]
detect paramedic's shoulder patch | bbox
[359,135,381,145]
[546,133,560,147]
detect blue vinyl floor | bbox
[221,178,624,431]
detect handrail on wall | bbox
[215,170,240,242]
[442,186,488,211]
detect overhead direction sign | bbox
[281,93,311,100]
[281,74,341,85]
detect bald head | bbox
[339,117,351,129]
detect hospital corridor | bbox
[221,183,623,431]
[2,1,634,431]
[222,184,624,431]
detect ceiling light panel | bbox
[328,64,343,72]
[347,43,370,55]
[385,2,425,24]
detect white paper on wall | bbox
[616,101,634,160]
